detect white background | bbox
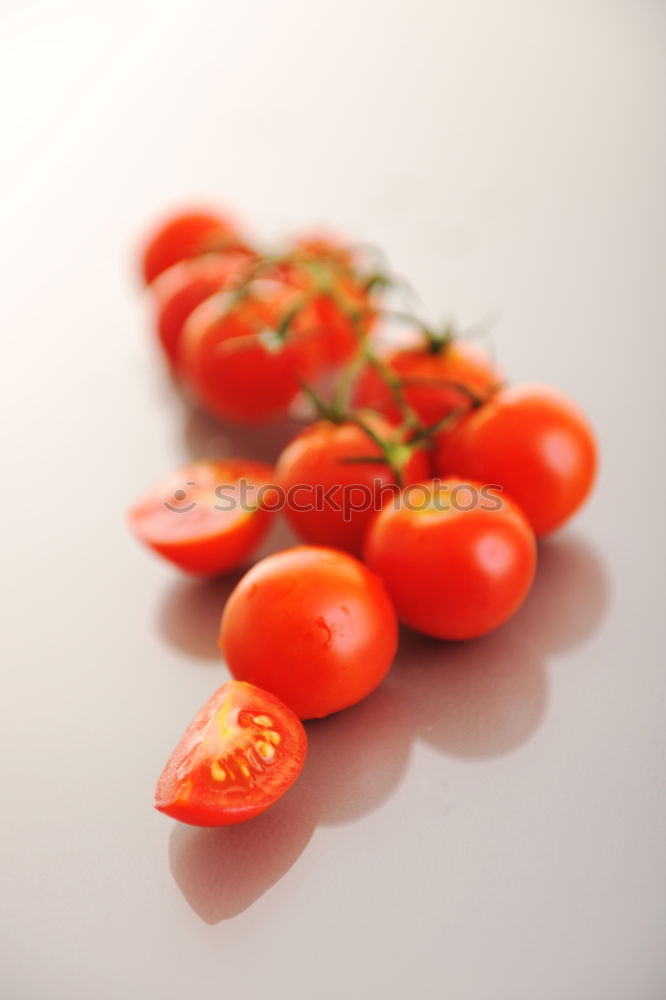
[1,2,665,998]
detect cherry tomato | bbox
[155,680,307,826]
[140,209,247,285]
[363,479,536,640]
[151,251,253,369]
[180,283,325,423]
[434,384,597,537]
[275,413,431,556]
[354,336,499,427]
[275,245,375,365]
[128,459,275,575]
[219,546,398,719]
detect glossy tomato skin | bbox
[434,384,597,537]
[275,414,431,556]
[363,479,536,640]
[180,291,325,423]
[277,246,375,365]
[151,251,254,369]
[219,546,398,719]
[155,680,307,826]
[354,338,499,427]
[141,209,246,285]
[128,459,275,575]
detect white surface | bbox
[1,2,665,998]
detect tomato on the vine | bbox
[363,478,536,640]
[434,384,597,537]
[154,680,307,826]
[180,283,325,423]
[140,209,248,285]
[151,251,253,369]
[128,459,275,575]
[275,413,430,555]
[354,335,499,427]
[219,546,398,719]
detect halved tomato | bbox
[128,459,275,575]
[155,680,307,826]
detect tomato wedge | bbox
[128,459,275,575]
[155,681,307,826]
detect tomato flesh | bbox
[155,680,307,826]
[128,459,275,575]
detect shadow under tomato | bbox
[388,621,549,759]
[163,530,608,921]
[167,682,413,921]
[158,573,243,659]
[513,532,609,655]
[168,782,317,924]
[298,685,414,826]
[183,401,302,465]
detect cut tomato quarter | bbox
[155,680,307,826]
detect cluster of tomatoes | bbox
[130,206,598,827]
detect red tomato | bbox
[363,479,536,640]
[275,413,431,556]
[434,384,597,537]
[180,285,325,423]
[128,459,275,575]
[155,680,307,826]
[290,230,357,270]
[140,209,247,285]
[219,546,398,719]
[274,247,375,365]
[151,251,254,369]
[354,336,500,427]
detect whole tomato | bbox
[434,384,597,537]
[275,413,430,556]
[151,251,253,369]
[180,281,326,423]
[140,208,249,285]
[219,546,398,719]
[354,334,500,427]
[363,478,537,640]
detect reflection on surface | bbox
[302,686,414,825]
[169,786,316,924]
[163,529,609,920]
[183,401,302,465]
[389,623,548,758]
[514,533,610,654]
[159,574,242,659]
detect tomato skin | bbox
[180,291,325,424]
[219,546,398,719]
[128,459,275,576]
[141,209,245,285]
[151,251,254,369]
[363,479,536,640]
[275,414,431,556]
[155,680,307,826]
[434,384,597,537]
[354,338,499,427]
